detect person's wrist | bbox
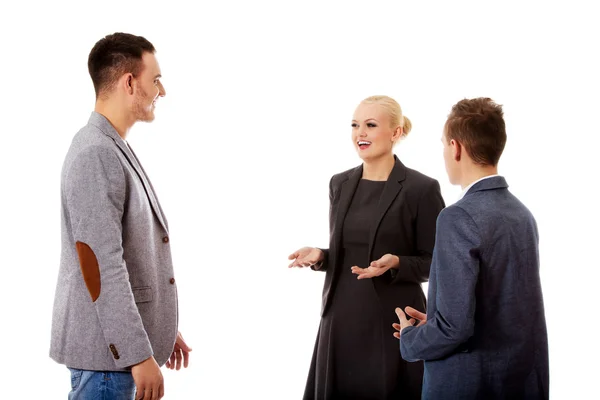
[132,356,153,369]
[389,255,400,270]
[318,249,325,262]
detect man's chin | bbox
[138,112,156,123]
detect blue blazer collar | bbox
[465,176,509,197]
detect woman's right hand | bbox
[288,247,324,268]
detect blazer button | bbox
[170,278,175,284]
[109,344,120,360]
[162,236,169,243]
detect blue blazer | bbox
[400,176,549,399]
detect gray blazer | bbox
[400,176,549,399]
[50,112,178,371]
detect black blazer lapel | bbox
[333,166,363,256]
[368,156,406,260]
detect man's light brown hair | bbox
[445,97,507,166]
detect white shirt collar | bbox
[457,174,499,200]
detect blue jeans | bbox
[68,368,136,400]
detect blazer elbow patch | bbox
[75,241,101,302]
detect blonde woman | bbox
[289,96,445,399]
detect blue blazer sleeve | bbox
[400,205,481,361]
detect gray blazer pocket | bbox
[132,286,153,303]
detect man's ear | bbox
[452,139,462,162]
[122,73,134,95]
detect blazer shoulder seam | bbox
[65,144,127,195]
[443,204,481,238]
[331,166,357,185]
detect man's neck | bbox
[460,165,498,190]
[362,153,395,181]
[94,101,134,140]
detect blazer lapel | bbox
[88,112,169,233]
[333,166,362,253]
[368,156,406,259]
[126,144,169,233]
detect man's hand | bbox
[351,254,399,279]
[132,356,164,400]
[393,306,427,339]
[166,331,192,370]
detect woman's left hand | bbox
[351,253,399,279]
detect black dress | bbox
[305,179,413,399]
[304,157,445,400]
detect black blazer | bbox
[315,155,445,316]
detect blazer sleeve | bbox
[391,179,445,284]
[400,206,480,361]
[312,175,334,272]
[65,146,153,368]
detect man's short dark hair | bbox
[88,32,155,98]
[445,97,507,166]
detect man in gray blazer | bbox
[50,33,191,400]
[394,98,549,399]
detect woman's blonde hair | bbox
[361,95,412,137]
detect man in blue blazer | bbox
[395,98,549,399]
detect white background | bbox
[1,0,598,398]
